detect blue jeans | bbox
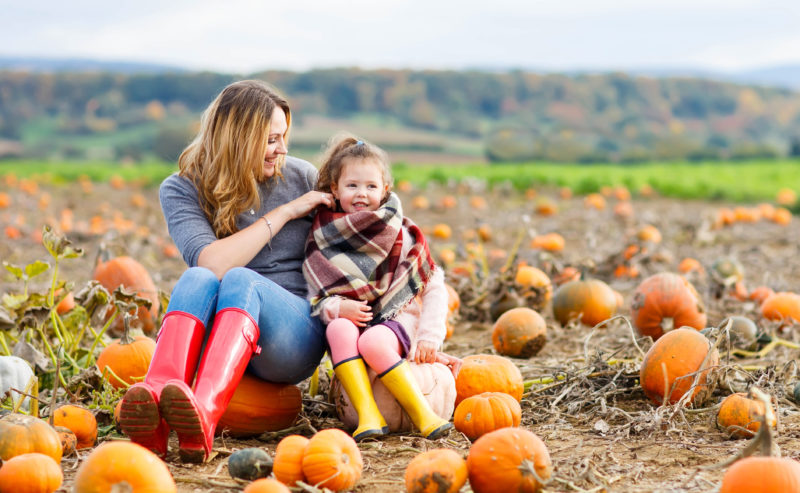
[167,266,325,384]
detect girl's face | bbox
[331,158,388,213]
[263,107,288,179]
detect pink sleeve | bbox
[414,268,448,350]
[317,296,342,325]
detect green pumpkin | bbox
[228,447,273,481]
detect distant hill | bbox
[1,64,799,163]
[0,56,187,74]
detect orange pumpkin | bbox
[639,328,719,406]
[243,478,291,493]
[405,449,467,493]
[92,255,160,335]
[455,354,523,406]
[636,224,662,243]
[492,307,547,358]
[716,392,777,438]
[0,452,62,493]
[432,224,452,240]
[776,187,797,205]
[552,266,580,286]
[631,272,707,339]
[535,198,558,216]
[719,456,800,493]
[72,441,176,492]
[96,333,156,389]
[0,414,62,463]
[552,278,617,327]
[445,283,460,340]
[583,193,606,210]
[772,207,792,225]
[454,392,521,441]
[52,405,97,450]
[217,374,302,437]
[748,286,775,305]
[54,426,77,457]
[530,232,564,252]
[301,429,363,492]
[760,291,800,325]
[514,265,553,307]
[466,427,552,493]
[677,257,704,275]
[273,435,309,487]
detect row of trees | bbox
[1,69,799,162]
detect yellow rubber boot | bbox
[379,360,453,439]
[334,357,389,441]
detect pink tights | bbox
[326,318,401,374]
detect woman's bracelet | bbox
[260,215,273,251]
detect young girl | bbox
[303,135,460,441]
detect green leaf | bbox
[2,262,23,281]
[0,306,15,330]
[23,261,50,280]
[73,281,111,319]
[42,225,84,260]
[2,293,28,310]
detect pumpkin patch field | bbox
[1,173,800,492]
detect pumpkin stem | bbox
[660,317,674,333]
[119,310,135,345]
[517,458,550,487]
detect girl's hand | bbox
[435,352,463,378]
[285,191,335,219]
[339,299,372,327]
[414,341,437,364]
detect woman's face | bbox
[263,107,288,179]
[332,158,388,213]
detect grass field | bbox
[1,158,799,203]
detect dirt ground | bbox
[2,177,799,492]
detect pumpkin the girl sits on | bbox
[303,134,461,441]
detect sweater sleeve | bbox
[414,268,448,350]
[159,174,217,267]
[315,296,343,325]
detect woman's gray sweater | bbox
[159,156,317,297]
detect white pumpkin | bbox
[330,361,456,433]
[0,355,35,410]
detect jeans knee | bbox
[219,266,255,289]
[181,266,219,290]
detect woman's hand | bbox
[413,340,438,364]
[435,352,462,377]
[339,299,372,327]
[283,191,335,220]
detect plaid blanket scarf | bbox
[303,193,435,324]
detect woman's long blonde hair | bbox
[178,80,291,237]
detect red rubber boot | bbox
[118,311,205,457]
[159,308,260,463]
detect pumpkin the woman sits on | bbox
[118,80,334,463]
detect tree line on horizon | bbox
[1,68,799,163]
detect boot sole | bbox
[119,386,167,456]
[160,384,209,463]
[354,426,390,441]
[424,422,453,440]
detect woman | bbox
[119,80,334,463]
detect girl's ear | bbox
[330,183,339,199]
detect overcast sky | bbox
[2,0,799,74]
